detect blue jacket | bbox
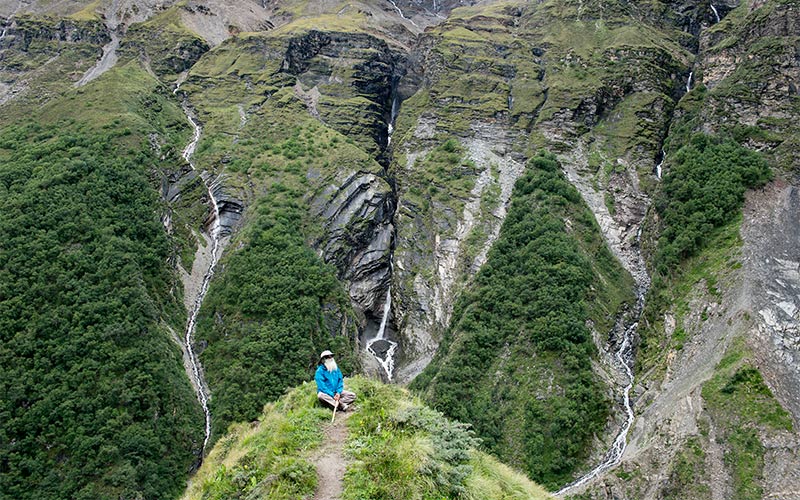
[315,365,344,397]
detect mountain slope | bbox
[1,0,799,498]
[0,63,204,500]
[182,376,554,500]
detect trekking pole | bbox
[331,400,339,423]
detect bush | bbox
[413,151,617,489]
[653,134,771,276]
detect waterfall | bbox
[367,288,399,380]
[178,98,224,454]
[376,289,392,340]
[387,94,399,146]
[1,15,12,40]
[555,291,644,497]
[655,147,666,179]
[388,0,419,27]
[686,71,693,93]
[711,4,721,23]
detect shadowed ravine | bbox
[178,96,223,454]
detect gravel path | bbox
[312,411,350,500]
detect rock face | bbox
[313,171,394,319]
[4,0,800,497]
[0,15,110,104]
[282,30,406,156]
[741,182,800,433]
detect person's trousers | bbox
[318,390,356,410]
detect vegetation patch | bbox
[662,437,711,500]
[639,134,771,369]
[653,134,771,276]
[413,152,634,489]
[701,343,793,500]
[0,66,203,499]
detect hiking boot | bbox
[339,403,349,412]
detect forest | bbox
[413,151,632,489]
[0,120,204,499]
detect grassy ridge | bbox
[0,63,203,499]
[413,152,634,489]
[183,377,553,500]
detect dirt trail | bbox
[312,411,350,500]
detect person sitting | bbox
[315,350,356,412]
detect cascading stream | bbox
[555,290,645,497]
[686,71,693,94]
[367,91,401,380]
[178,95,223,454]
[388,0,419,27]
[367,288,398,380]
[711,4,721,23]
[387,94,399,146]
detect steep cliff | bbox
[2,0,799,498]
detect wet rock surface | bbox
[313,171,394,317]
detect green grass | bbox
[703,344,793,433]
[184,377,554,500]
[662,437,711,500]
[182,384,328,500]
[700,342,793,500]
[0,16,109,116]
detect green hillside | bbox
[0,63,204,499]
[412,152,635,489]
[182,376,554,500]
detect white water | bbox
[367,288,399,380]
[388,0,419,27]
[686,71,693,93]
[1,1,22,40]
[179,100,223,454]
[711,4,721,23]
[556,291,644,497]
[387,94,399,146]
[655,147,666,179]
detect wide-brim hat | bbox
[319,350,334,360]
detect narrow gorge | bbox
[177,98,219,454]
[1,0,799,499]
